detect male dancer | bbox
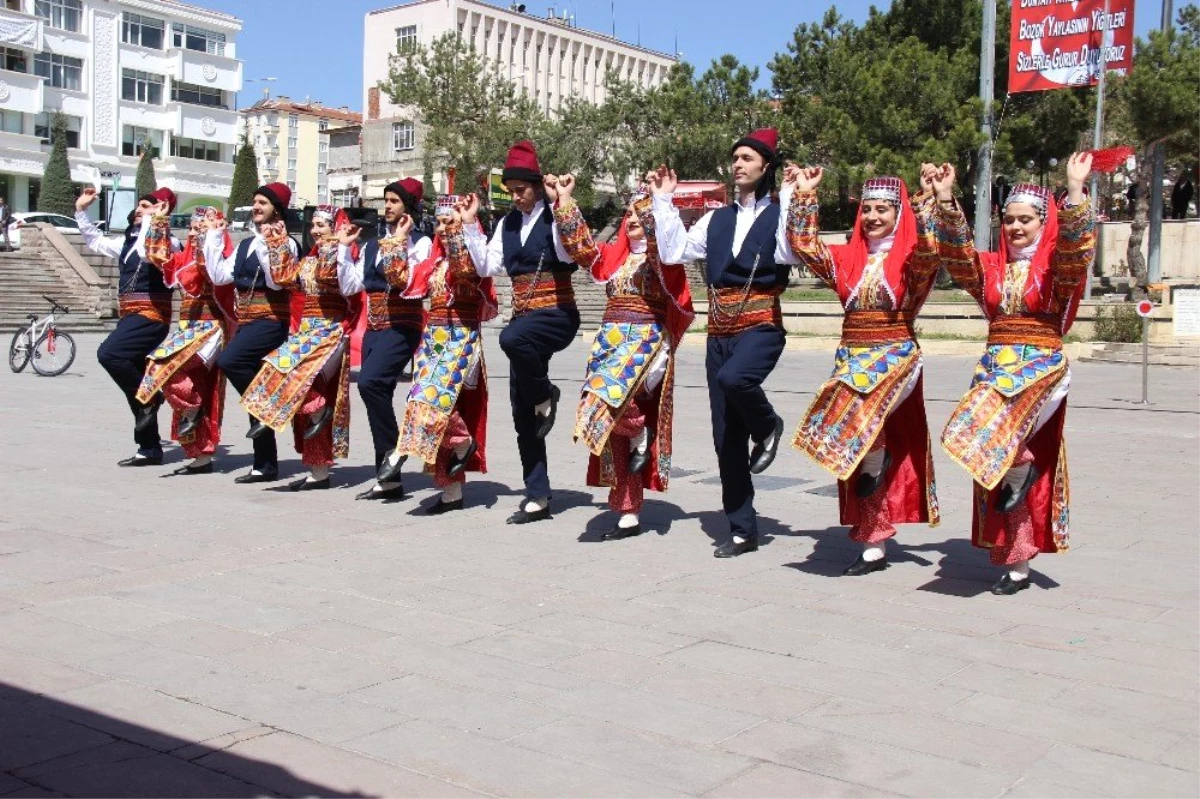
[655,129,800,557]
[353,178,431,499]
[76,185,178,466]
[462,140,580,524]
[202,183,299,483]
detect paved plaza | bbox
[1,333,1197,798]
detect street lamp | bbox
[235,77,277,112]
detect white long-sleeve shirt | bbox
[337,229,433,295]
[462,199,572,278]
[75,211,154,261]
[652,187,799,267]
[203,229,297,290]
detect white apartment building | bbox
[0,0,242,218]
[360,0,677,204]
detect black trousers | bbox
[498,306,580,500]
[358,325,420,469]
[217,319,289,472]
[706,325,786,540]
[97,314,169,456]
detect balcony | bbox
[0,129,44,162]
[171,102,238,144]
[171,48,241,93]
[0,6,42,52]
[0,67,43,114]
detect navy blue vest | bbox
[117,227,171,296]
[231,236,298,293]
[704,202,790,289]
[362,230,429,292]
[501,205,576,277]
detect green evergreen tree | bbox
[37,111,75,216]
[135,144,157,198]
[227,135,259,213]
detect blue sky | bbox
[202,0,1178,112]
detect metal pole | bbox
[1141,314,1150,404]
[1147,0,1174,284]
[1087,0,1111,300]
[974,0,997,250]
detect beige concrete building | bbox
[240,97,360,208]
[360,0,677,204]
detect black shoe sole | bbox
[854,451,893,498]
[714,540,758,558]
[447,439,477,478]
[535,386,561,439]
[843,557,890,576]
[507,508,551,524]
[303,407,334,440]
[118,456,163,467]
[426,499,465,515]
[749,416,785,475]
[234,471,279,484]
[355,486,406,500]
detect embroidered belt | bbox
[841,310,916,345]
[179,294,222,323]
[119,293,173,324]
[238,290,291,323]
[511,272,576,316]
[706,285,782,337]
[988,315,1063,349]
[602,293,665,326]
[366,290,424,331]
[428,297,482,329]
[302,292,349,322]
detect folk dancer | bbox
[387,194,498,513]
[204,183,300,484]
[241,206,360,491]
[462,140,581,524]
[136,207,237,475]
[353,178,432,500]
[654,129,801,557]
[783,165,941,575]
[549,171,694,540]
[932,154,1096,595]
[75,185,179,466]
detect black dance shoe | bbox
[376,453,408,484]
[628,445,651,476]
[996,465,1040,513]
[134,396,163,433]
[446,438,477,478]
[843,555,890,576]
[176,407,205,438]
[234,468,279,484]
[602,522,642,541]
[535,385,561,439]
[854,450,892,498]
[303,406,334,440]
[507,506,551,524]
[426,497,465,515]
[355,483,405,501]
[749,415,785,475]
[171,462,213,476]
[117,453,162,467]
[713,537,758,558]
[990,573,1031,595]
[288,476,330,492]
[246,421,270,439]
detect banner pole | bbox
[1087,0,1111,301]
[974,0,997,251]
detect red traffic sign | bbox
[1136,299,1155,317]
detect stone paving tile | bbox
[0,699,115,772]
[125,618,271,657]
[1023,743,1200,798]
[938,661,1078,704]
[460,629,595,667]
[208,638,405,695]
[511,611,701,658]
[30,596,188,634]
[0,612,145,665]
[0,648,107,700]
[702,762,893,798]
[272,618,401,652]
[549,648,676,687]
[999,777,1102,798]
[637,663,831,721]
[510,716,757,795]
[1047,682,1199,737]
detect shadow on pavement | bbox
[0,682,370,797]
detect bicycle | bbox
[9,295,77,376]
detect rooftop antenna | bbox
[610,0,615,37]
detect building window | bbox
[288,114,298,129]
[0,109,23,135]
[286,180,295,191]
[391,121,414,152]
[171,80,224,108]
[396,25,417,54]
[34,112,82,147]
[122,125,163,157]
[34,0,81,33]
[287,136,297,149]
[170,135,220,162]
[287,158,297,170]
[171,22,226,56]
[122,12,165,49]
[33,52,82,91]
[267,112,278,126]
[121,69,165,105]
[1,45,29,73]
[318,142,328,155]
[318,119,329,131]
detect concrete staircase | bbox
[1083,342,1200,367]
[0,226,116,334]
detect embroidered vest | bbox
[501,205,576,277]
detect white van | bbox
[230,206,253,230]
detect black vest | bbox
[231,236,297,293]
[501,205,576,277]
[361,230,429,292]
[118,228,171,296]
[704,202,790,289]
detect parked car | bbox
[6,212,81,250]
[169,212,192,230]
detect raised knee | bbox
[716,367,745,395]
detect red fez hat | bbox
[502,140,542,184]
[255,182,292,216]
[140,187,178,213]
[731,128,779,163]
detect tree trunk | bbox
[1126,143,1153,285]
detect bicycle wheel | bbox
[8,329,30,373]
[32,329,76,376]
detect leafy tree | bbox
[37,111,75,216]
[135,144,157,198]
[228,134,259,212]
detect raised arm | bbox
[202,213,236,286]
[1049,152,1096,313]
[145,212,174,268]
[782,165,838,289]
[460,194,505,278]
[264,223,302,288]
[930,163,986,307]
[550,174,604,274]
[73,188,126,259]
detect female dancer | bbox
[784,165,941,575]
[387,194,497,513]
[932,154,1095,594]
[548,171,693,539]
[242,206,359,491]
[137,207,237,475]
